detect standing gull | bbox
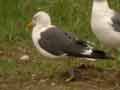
[91,0,120,50]
[28,11,112,59]
[27,11,113,82]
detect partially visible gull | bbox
[28,11,112,59]
[91,0,120,49]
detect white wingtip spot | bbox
[82,49,93,55]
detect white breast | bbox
[91,5,120,48]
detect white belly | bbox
[91,15,120,48]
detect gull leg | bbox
[65,68,75,82]
[111,48,118,59]
[118,49,120,60]
[110,48,118,68]
[65,57,77,82]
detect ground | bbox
[0,0,120,90]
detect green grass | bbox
[0,0,120,89]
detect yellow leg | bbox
[111,48,119,69]
[111,48,118,59]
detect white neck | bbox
[92,0,109,11]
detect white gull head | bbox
[31,11,58,58]
[32,11,51,27]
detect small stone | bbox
[20,54,30,61]
[40,79,47,83]
[31,74,36,80]
[85,58,96,61]
[51,82,56,86]
[0,50,3,55]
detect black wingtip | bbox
[91,50,114,59]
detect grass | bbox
[0,0,120,89]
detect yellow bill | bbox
[27,21,33,30]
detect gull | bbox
[27,11,112,59]
[27,11,112,81]
[91,0,120,53]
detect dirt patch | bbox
[0,63,120,90]
[61,64,120,89]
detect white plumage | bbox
[91,0,120,48]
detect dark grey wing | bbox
[38,27,74,56]
[75,40,91,48]
[38,27,90,56]
[111,12,120,32]
[64,31,92,47]
[64,32,79,41]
